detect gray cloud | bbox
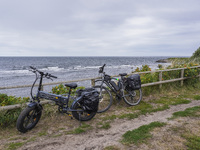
[0,0,199,56]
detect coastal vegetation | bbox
[164,46,200,65]
[0,94,29,106]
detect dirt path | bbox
[19,100,200,150]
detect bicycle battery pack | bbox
[38,91,68,104]
[110,81,119,91]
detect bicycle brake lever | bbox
[46,76,53,81]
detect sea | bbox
[0,56,171,97]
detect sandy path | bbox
[20,100,200,150]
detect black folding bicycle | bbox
[16,66,99,133]
[93,64,142,113]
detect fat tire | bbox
[16,106,42,133]
[93,85,113,113]
[72,101,96,121]
[123,88,142,106]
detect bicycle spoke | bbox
[123,88,142,106]
[93,85,112,113]
[24,118,30,127]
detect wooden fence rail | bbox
[1,65,200,111]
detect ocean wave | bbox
[40,66,65,72]
[0,70,30,75]
[73,65,101,70]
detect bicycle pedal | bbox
[117,96,122,102]
[68,114,73,119]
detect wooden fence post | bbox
[181,69,184,86]
[91,79,95,87]
[41,85,43,91]
[199,67,200,82]
[159,71,162,89]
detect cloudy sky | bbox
[0,0,199,56]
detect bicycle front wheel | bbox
[16,106,42,133]
[93,85,113,113]
[122,88,142,106]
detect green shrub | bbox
[0,94,29,106]
[0,108,22,128]
[191,47,200,59]
[51,84,85,95]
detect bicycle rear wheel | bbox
[122,88,142,106]
[93,85,113,113]
[72,101,96,121]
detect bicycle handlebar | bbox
[30,66,57,79]
[45,73,57,79]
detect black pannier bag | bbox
[126,74,141,90]
[77,88,99,113]
[76,88,95,97]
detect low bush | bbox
[51,84,85,95]
[0,94,29,106]
[0,108,22,128]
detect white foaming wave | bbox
[47,67,64,71]
[0,70,30,75]
[40,67,65,72]
[73,66,101,70]
[107,65,132,69]
[84,66,101,69]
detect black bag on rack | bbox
[77,88,99,113]
[126,74,141,90]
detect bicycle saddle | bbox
[65,83,78,89]
[119,73,127,76]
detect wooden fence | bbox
[1,65,200,111]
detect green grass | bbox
[121,121,167,145]
[0,108,22,128]
[97,122,111,129]
[149,96,191,106]
[73,127,86,134]
[80,123,91,129]
[66,123,91,134]
[119,101,170,120]
[101,115,117,121]
[110,96,189,120]
[38,131,48,136]
[26,136,37,143]
[119,113,139,120]
[104,145,120,150]
[7,142,24,150]
[183,134,200,150]
[51,134,63,138]
[120,101,153,119]
[169,106,200,120]
[193,95,200,100]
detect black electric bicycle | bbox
[16,66,99,133]
[94,64,142,113]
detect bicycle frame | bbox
[29,67,84,113]
[96,72,125,99]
